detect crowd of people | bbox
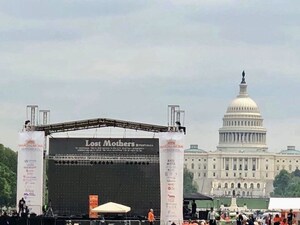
[0,198,30,218]
[0,202,297,225]
[156,205,297,225]
[183,208,297,225]
[257,209,296,225]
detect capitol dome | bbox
[227,98,260,114]
[217,71,267,152]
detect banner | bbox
[17,131,45,215]
[159,132,184,225]
[49,138,159,155]
[89,195,99,218]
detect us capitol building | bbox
[184,72,300,198]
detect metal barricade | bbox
[100,220,141,225]
[22,218,144,225]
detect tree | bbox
[0,177,12,205]
[184,168,198,194]
[0,144,17,173]
[0,163,16,205]
[0,144,17,206]
[273,169,300,197]
[292,168,300,177]
[273,169,292,196]
[286,179,300,196]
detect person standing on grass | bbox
[148,209,155,225]
[192,200,197,218]
[207,207,216,225]
[287,209,294,225]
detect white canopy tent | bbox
[268,198,300,211]
[91,202,131,213]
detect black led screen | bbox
[48,138,160,217]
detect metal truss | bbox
[33,117,170,135]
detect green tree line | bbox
[0,144,17,206]
[272,168,300,197]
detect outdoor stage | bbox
[48,137,160,217]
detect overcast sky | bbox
[1,0,299,152]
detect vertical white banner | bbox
[159,132,184,225]
[17,131,45,215]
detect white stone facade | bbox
[184,72,300,198]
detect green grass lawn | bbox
[194,197,269,210]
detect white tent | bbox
[268,198,300,210]
[91,202,131,213]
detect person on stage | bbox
[18,198,26,215]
